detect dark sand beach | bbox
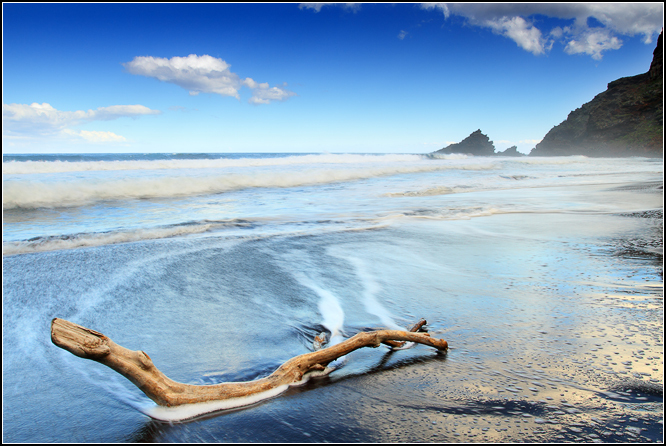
[3,179,662,443]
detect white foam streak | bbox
[2,224,216,256]
[144,384,290,422]
[314,287,345,343]
[289,270,345,343]
[385,185,456,197]
[142,367,333,422]
[346,256,402,330]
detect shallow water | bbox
[2,154,663,442]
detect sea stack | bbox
[434,129,496,156]
[496,145,525,157]
[530,31,663,157]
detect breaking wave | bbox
[3,153,426,175]
[3,161,498,210]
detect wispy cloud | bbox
[484,15,551,55]
[422,3,663,59]
[299,3,361,13]
[124,54,296,104]
[242,78,297,105]
[64,129,127,143]
[2,102,160,142]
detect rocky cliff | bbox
[530,31,663,157]
[434,129,496,156]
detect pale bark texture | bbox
[51,317,447,407]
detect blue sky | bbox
[2,3,663,154]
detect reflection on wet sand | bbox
[130,207,662,443]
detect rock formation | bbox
[530,31,663,157]
[496,145,525,157]
[434,129,496,156]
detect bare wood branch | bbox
[381,318,428,348]
[51,318,447,407]
[409,318,428,333]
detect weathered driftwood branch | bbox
[380,317,428,349]
[51,317,447,407]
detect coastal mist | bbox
[2,152,663,442]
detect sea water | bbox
[2,152,663,442]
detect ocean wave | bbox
[2,153,428,175]
[4,200,623,256]
[384,186,457,197]
[3,216,403,256]
[399,206,506,220]
[424,153,471,160]
[2,201,516,255]
[2,220,253,256]
[507,155,590,165]
[3,162,498,210]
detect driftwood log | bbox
[51,317,447,407]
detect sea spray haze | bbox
[2,152,664,442]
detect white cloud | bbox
[421,3,450,18]
[91,104,162,121]
[3,102,83,134]
[124,54,297,105]
[124,54,242,97]
[564,28,622,60]
[299,3,331,13]
[422,3,663,59]
[242,77,266,90]
[551,3,663,43]
[64,129,127,143]
[299,3,361,13]
[247,82,297,105]
[2,102,159,142]
[549,27,564,39]
[483,16,549,55]
[398,30,409,40]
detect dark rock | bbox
[530,31,663,157]
[496,145,525,157]
[434,129,496,156]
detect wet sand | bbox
[131,192,663,442]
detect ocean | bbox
[2,152,663,442]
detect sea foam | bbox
[140,367,334,422]
[2,153,425,175]
[3,160,498,210]
[2,223,221,256]
[346,256,402,330]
